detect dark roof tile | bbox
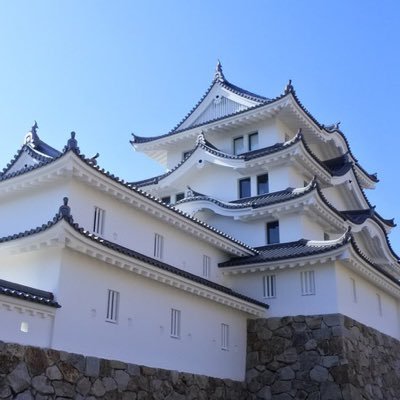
[0,279,60,308]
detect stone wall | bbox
[0,342,246,399]
[246,314,400,399]
[1,314,400,399]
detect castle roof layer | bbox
[0,198,267,313]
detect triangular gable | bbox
[176,81,265,132]
[1,146,50,177]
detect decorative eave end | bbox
[344,226,352,243]
[284,79,295,95]
[24,121,40,147]
[214,60,225,83]
[59,197,72,222]
[63,131,80,154]
[196,131,206,146]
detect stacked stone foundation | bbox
[1,314,400,399]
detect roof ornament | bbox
[186,186,194,198]
[196,131,206,146]
[344,226,352,243]
[87,153,100,165]
[214,60,225,82]
[295,128,303,139]
[335,122,341,130]
[59,197,71,220]
[24,121,40,146]
[284,79,294,95]
[63,131,80,153]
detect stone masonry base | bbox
[0,314,399,399]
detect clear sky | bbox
[1,1,400,249]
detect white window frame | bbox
[203,255,211,278]
[106,289,119,323]
[377,293,383,316]
[170,308,181,338]
[221,323,229,351]
[154,233,164,259]
[93,206,105,235]
[248,132,259,151]
[233,136,244,155]
[300,270,315,296]
[263,274,276,298]
[351,277,357,303]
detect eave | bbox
[0,150,255,257]
[131,90,377,185]
[0,215,267,316]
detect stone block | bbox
[309,365,329,382]
[7,362,31,394]
[53,380,75,398]
[110,360,126,369]
[76,377,91,395]
[278,366,295,381]
[323,314,343,327]
[58,361,80,383]
[31,376,54,394]
[85,357,100,377]
[14,391,33,400]
[114,369,130,391]
[91,378,106,397]
[46,364,62,380]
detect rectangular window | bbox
[170,308,181,338]
[106,289,119,323]
[301,271,315,296]
[154,233,164,259]
[176,192,185,202]
[239,177,251,198]
[249,132,259,151]
[161,196,171,204]
[267,221,280,244]
[221,323,229,350]
[377,294,383,316]
[257,174,269,195]
[203,255,211,278]
[233,137,244,155]
[93,206,105,235]
[263,274,276,298]
[351,278,357,303]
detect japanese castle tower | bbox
[0,63,399,380]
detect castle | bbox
[0,63,398,381]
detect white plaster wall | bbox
[52,250,249,380]
[0,181,69,237]
[226,263,338,317]
[335,262,400,339]
[196,214,268,248]
[0,296,54,348]
[165,118,289,170]
[0,249,62,293]
[321,186,348,211]
[67,181,229,283]
[280,215,304,242]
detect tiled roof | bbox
[219,234,351,267]
[0,133,256,255]
[179,180,317,210]
[1,124,61,178]
[0,279,61,308]
[219,233,400,287]
[322,154,353,177]
[0,199,267,310]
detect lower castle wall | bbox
[1,314,400,399]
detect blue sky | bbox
[1,1,400,249]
